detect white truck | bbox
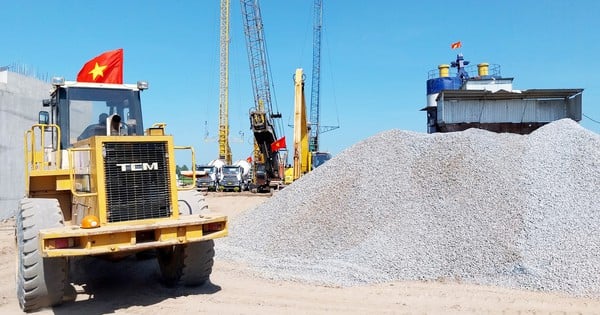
[219,165,246,192]
[195,165,218,191]
[234,159,252,190]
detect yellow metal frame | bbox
[23,122,228,258]
[24,124,63,187]
[293,68,311,180]
[24,124,72,218]
[40,214,227,257]
[174,145,197,191]
[68,135,184,225]
[252,100,266,168]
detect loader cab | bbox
[42,80,146,149]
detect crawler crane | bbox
[240,0,285,192]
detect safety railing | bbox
[24,124,61,172]
[175,145,197,191]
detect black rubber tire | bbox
[16,198,67,312]
[177,190,209,216]
[157,240,215,287]
[156,245,183,287]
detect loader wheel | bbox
[157,240,215,287]
[177,190,209,215]
[16,198,67,312]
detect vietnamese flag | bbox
[77,49,123,83]
[450,41,462,49]
[270,136,286,152]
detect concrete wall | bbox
[0,70,51,219]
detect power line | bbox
[583,113,600,125]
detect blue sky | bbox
[2,1,600,164]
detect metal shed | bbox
[427,89,582,134]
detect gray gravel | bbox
[216,119,600,296]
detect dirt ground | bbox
[1,193,600,314]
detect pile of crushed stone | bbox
[216,119,600,296]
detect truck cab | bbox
[196,165,218,191]
[219,165,245,192]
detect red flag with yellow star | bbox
[270,136,286,152]
[77,49,123,83]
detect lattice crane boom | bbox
[309,0,322,152]
[309,0,338,154]
[218,0,232,164]
[240,0,276,117]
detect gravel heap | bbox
[217,119,600,296]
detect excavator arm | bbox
[250,110,280,180]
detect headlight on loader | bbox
[81,215,100,229]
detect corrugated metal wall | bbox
[438,96,581,124]
[0,71,50,219]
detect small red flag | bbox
[246,156,253,163]
[77,49,123,83]
[270,136,286,152]
[450,41,462,49]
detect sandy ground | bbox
[1,193,600,314]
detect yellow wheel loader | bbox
[16,78,227,312]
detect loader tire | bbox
[16,198,67,312]
[177,190,209,215]
[157,240,215,287]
